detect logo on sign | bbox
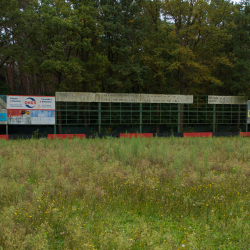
[25,97,36,108]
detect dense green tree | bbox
[98,0,147,93]
[0,0,19,69]
[162,0,234,95]
[138,0,178,94]
[21,0,107,93]
[215,0,250,97]
[1,0,250,97]
[0,0,21,92]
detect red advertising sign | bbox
[7,110,31,124]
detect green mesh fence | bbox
[56,95,248,134]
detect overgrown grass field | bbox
[0,137,250,249]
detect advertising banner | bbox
[208,95,247,105]
[0,95,7,124]
[7,96,55,110]
[7,109,55,125]
[7,110,31,124]
[0,109,7,124]
[6,96,55,125]
[56,92,194,104]
[30,110,55,124]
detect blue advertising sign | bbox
[0,113,6,121]
[30,110,55,125]
[0,109,7,124]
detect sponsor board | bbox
[7,96,55,110]
[0,109,7,124]
[56,92,193,104]
[0,96,7,124]
[7,110,31,124]
[208,95,247,105]
[31,110,55,124]
[7,109,55,125]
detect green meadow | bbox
[0,137,250,249]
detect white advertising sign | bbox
[7,96,55,110]
[208,96,247,105]
[56,92,194,104]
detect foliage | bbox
[20,0,107,92]
[216,1,250,96]
[1,0,250,96]
[162,0,234,94]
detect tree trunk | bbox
[18,60,24,95]
[7,62,15,92]
[26,75,30,94]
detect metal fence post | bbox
[140,103,142,133]
[6,124,8,135]
[53,101,57,134]
[54,107,57,134]
[178,104,180,133]
[246,101,249,132]
[213,104,216,133]
[98,102,101,134]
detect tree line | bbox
[1,0,250,97]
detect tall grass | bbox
[0,137,250,249]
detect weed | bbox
[0,137,250,249]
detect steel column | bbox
[98,102,101,134]
[178,104,180,133]
[140,103,142,133]
[54,104,57,134]
[246,102,248,132]
[213,104,216,133]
